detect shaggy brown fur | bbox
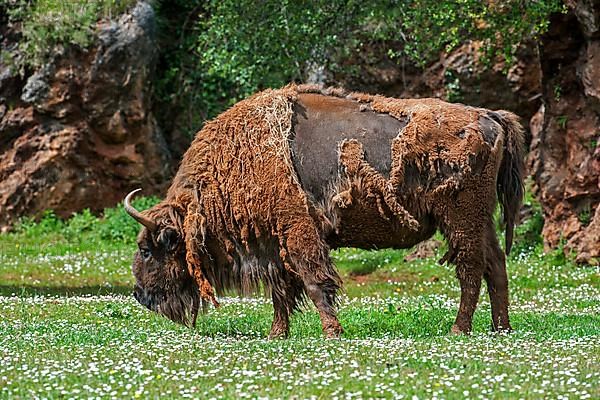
[127,84,524,337]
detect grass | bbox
[0,200,598,398]
[5,0,138,69]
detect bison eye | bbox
[140,248,152,261]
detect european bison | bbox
[125,84,524,337]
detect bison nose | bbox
[133,285,148,307]
[133,284,142,300]
[133,286,156,311]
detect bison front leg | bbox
[269,290,291,339]
[451,253,484,335]
[303,276,343,338]
[285,221,343,338]
[268,277,304,339]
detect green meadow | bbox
[0,198,598,399]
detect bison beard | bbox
[125,84,525,338]
[133,281,200,327]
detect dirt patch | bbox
[347,270,422,285]
[404,238,443,262]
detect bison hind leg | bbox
[439,224,485,335]
[482,222,512,333]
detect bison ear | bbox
[157,228,180,252]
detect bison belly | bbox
[291,93,436,250]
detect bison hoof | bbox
[491,324,513,334]
[268,328,289,340]
[449,324,471,335]
[324,325,344,339]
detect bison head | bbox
[124,189,200,327]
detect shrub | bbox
[14,209,63,236]
[510,185,545,257]
[98,196,160,244]
[12,196,160,245]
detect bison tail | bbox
[493,110,526,255]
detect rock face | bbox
[529,2,600,265]
[0,2,172,229]
[337,41,543,131]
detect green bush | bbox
[193,0,565,92]
[14,209,64,236]
[97,196,160,243]
[510,185,545,257]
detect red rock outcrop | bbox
[529,2,600,264]
[0,2,172,229]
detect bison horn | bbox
[124,188,158,232]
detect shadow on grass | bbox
[0,285,133,297]
[346,263,379,276]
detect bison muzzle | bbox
[125,84,524,338]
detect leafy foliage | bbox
[195,1,366,97]
[510,183,545,257]
[155,0,564,131]
[384,0,564,66]
[96,196,160,242]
